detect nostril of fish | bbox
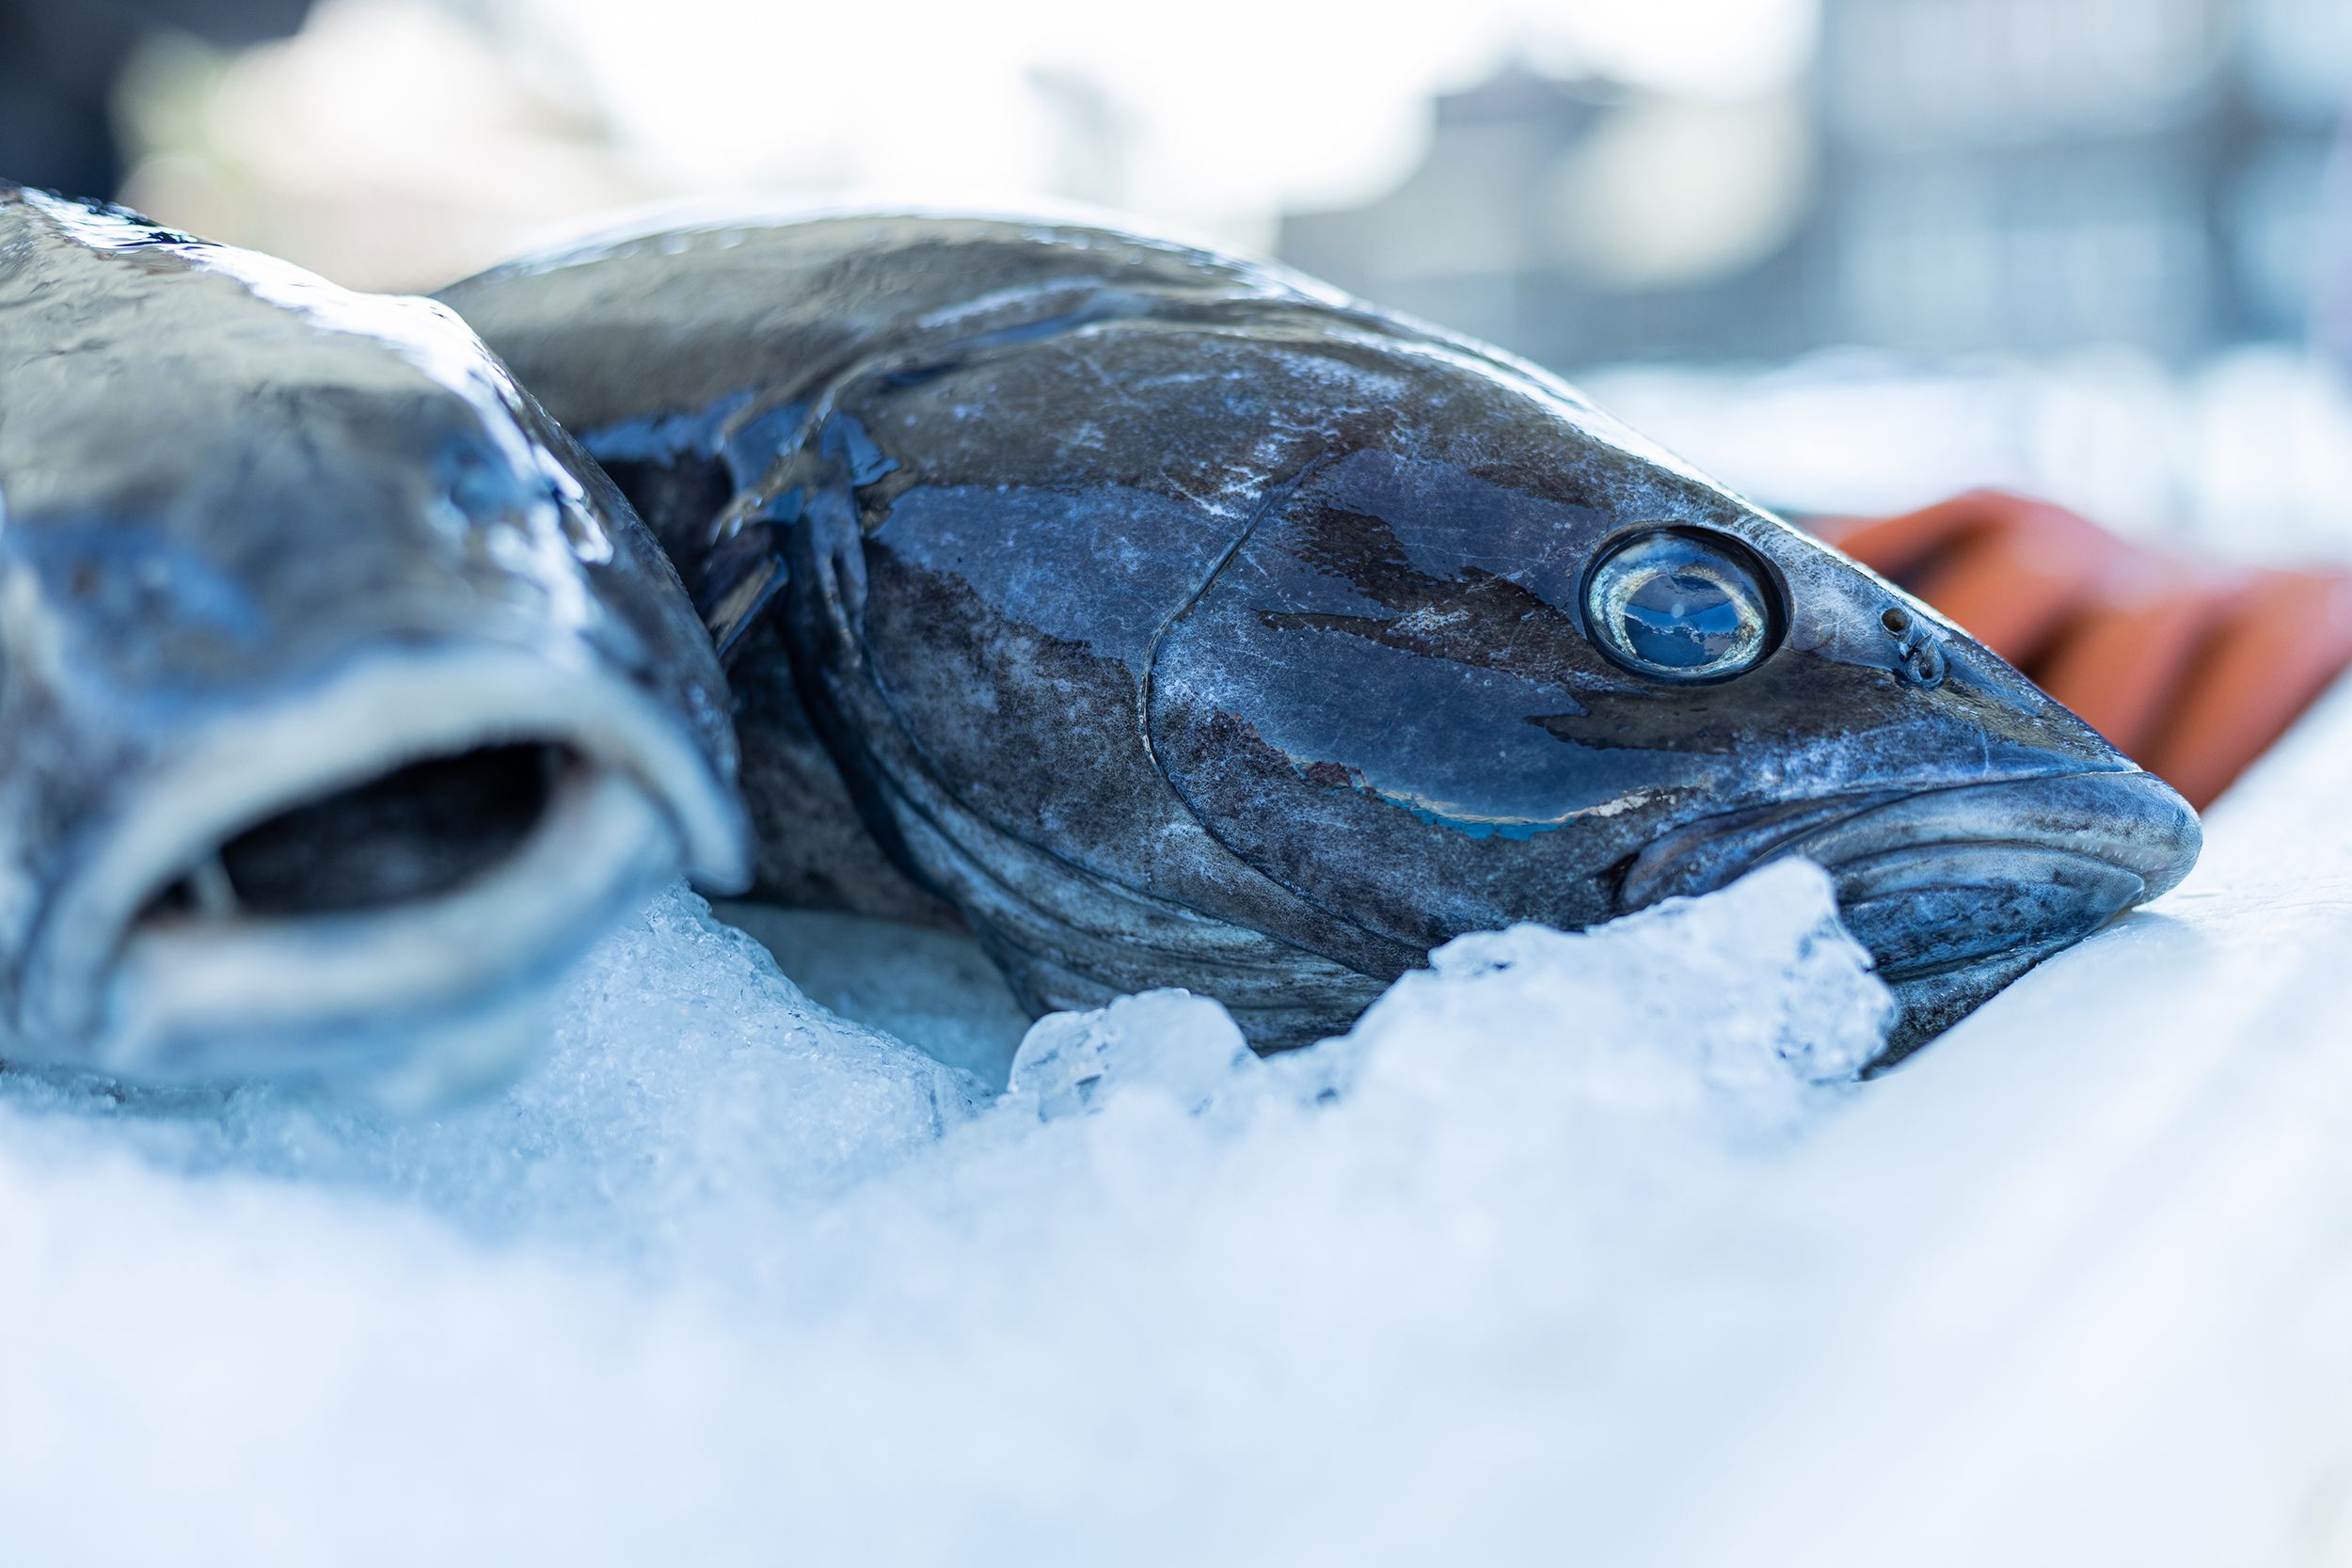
[1883,606,1947,689]
[1899,640,1947,689]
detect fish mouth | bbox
[26,647,747,1100]
[1621,769,2201,1068]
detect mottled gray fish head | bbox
[440,211,2197,1068]
[0,187,747,1097]
[1137,342,2200,1062]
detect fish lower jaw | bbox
[1871,941,2083,1072]
[1821,778,2199,1065]
[1832,842,2147,976]
[1617,768,2201,1068]
[1834,832,2181,1069]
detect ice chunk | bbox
[1345,856,1890,1127]
[713,900,1032,1086]
[1,886,989,1269]
[1007,989,1256,1118]
[999,860,1885,1134]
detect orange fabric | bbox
[1815,490,2352,809]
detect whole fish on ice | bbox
[0,185,747,1095]
[444,211,2201,1066]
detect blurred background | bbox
[7,0,2352,549]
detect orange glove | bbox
[1814,490,2352,809]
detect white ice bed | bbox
[3,680,2349,1566]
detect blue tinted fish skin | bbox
[441,210,2200,1066]
[0,185,748,1092]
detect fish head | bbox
[438,209,2194,1065]
[0,189,747,1096]
[1144,338,2199,1061]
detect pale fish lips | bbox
[20,645,748,1101]
[1620,769,2201,1067]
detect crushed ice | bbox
[0,857,1891,1563]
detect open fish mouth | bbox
[1621,769,2201,1068]
[24,647,746,1099]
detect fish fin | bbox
[698,530,789,660]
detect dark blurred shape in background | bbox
[0,0,310,195]
[1284,0,2344,368]
[1283,62,1818,366]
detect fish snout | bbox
[24,645,747,1098]
[1622,768,2200,1065]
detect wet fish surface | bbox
[0,186,748,1097]
[441,210,2200,1066]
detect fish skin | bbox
[0,185,748,1093]
[441,209,2201,1065]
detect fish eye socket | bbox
[1582,528,1779,683]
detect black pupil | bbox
[1619,568,1746,669]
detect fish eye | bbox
[1582,527,1779,683]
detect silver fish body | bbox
[0,187,748,1096]
[442,210,2199,1067]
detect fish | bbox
[439,209,2201,1067]
[0,186,749,1098]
